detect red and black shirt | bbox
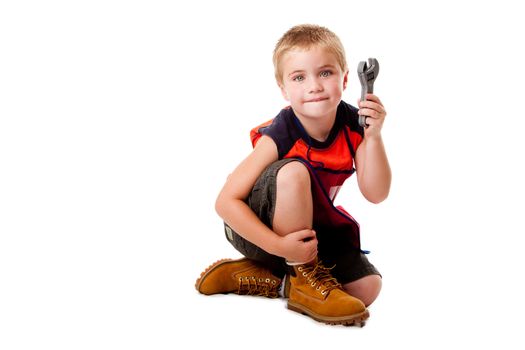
[250,100,365,249]
[250,100,364,202]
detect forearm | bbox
[215,196,282,256]
[357,135,391,203]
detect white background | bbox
[1,0,524,349]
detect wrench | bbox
[357,58,380,128]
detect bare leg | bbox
[272,161,313,236]
[274,162,369,324]
[343,275,382,307]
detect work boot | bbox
[286,260,369,326]
[195,258,282,298]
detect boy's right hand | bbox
[277,229,318,264]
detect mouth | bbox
[304,97,329,103]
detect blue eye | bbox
[320,70,332,77]
[293,75,305,82]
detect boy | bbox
[195,24,391,326]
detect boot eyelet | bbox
[298,267,303,271]
[271,280,276,285]
[239,277,242,281]
[265,278,270,283]
[258,278,263,282]
[311,282,316,287]
[321,290,327,295]
[302,272,307,277]
[252,276,256,280]
[244,277,249,281]
[316,286,321,290]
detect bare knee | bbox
[276,161,310,192]
[273,161,312,235]
[343,275,382,307]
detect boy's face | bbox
[279,46,348,122]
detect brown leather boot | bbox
[287,260,369,326]
[195,258,282,298]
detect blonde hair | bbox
[273,24,348,85]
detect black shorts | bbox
[224,158,380,284]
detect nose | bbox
[308,77,323,93]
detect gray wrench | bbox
[357,58,379,128]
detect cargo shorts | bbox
[224,158,380,284]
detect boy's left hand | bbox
[357,94,387,138]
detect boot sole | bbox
[195,258,246,293]
[287,301,369,327]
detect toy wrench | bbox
[357,58,379,128]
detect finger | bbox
[358,108,382,119]
[364,93,383,106]
[363,117,383,130]
[358,100,386,114]
[311,246,318,259]
[296,229,316,241]
[364,117,375,128]
[304,236,318,247]
[305,245,318,261]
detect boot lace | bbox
[237,276,280,298]
[298,262,341,296]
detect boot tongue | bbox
[304,261,342,292]
[316,264,340,288]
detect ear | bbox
[342,70,349,90]
[279,83,290,101]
